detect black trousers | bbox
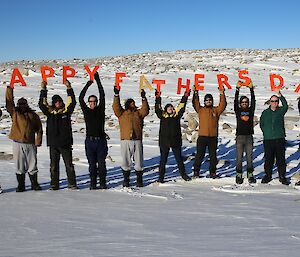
[159,146,186,176]
[193,136,218,173]
[50,146,77,188]
[263,138,286,177]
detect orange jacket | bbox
[113,96,149,140]
[192,93,226,137]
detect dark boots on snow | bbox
[235,172,244,184]
[261,174,272,184]
[16,173,26,192]
[122,170,130,187]
[247,169,256,184]
[29,173,42,191]
[136,171,144,187]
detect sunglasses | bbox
[270,100,279,103]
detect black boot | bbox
[247,169,256,184]
[16,174,26,192]
[122,170,130,187]
[136,171,144,187]
[99,176,107,189]
[90,174,97,190]
[158,166,165,183]
[235,171,244,184]
[278,166,289,185]
[261,173,272,184]
[193,169,200,179]
[29,173,42,191]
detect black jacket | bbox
[155,95,187,147]
[234,88,255,135]
[39,87,76,147]
[79,78,106,138]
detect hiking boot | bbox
[209,172,219,179]
[16,174,26,192]
[193,170,200,179]
[49,186,59,191]
[261,174,272,184]
[279,177,290,186]
[247,170,256,184]
[235,173,244,184]
[122,170,130,187]
[29,173,42,191]
[136,171,144,187]
[181,173,192,181]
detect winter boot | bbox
[209,171,219,179]
[247,169,256,184]
[16,174,26,192]
[136,171,144,187]
[261,173,272,184]
[122,170,130,187]
[193,170,200,179]
[235,171,244,184]
[99,176,107,189]
[278,166,289,185]
[90,174,98,190]
[29,173,42,191]
[157,166,165,183]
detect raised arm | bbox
[278,93,288,115]
[112,86,124,118]
[234,82,241,113]
[79,80,93,111]
[154,90,163,119]
[94,72,105,112]
[216,89,227,115]
[176,90,190,118]
[5,86,15,116]
[139,89,149,118]
[192,89,201,113]
[39,81,51,116]
[64,80,76,115]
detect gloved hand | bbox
[236,81,242,89]
[184,89,191,97]
[193,85,198,95]
[114,86,120,95]
[94,71,100,81]
[64,79,72,89]
[86,80,93,87]
[141,89,146,98]
[155,89,161,98]
[41,81,47,89]
[247,80,253,89]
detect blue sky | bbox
[0,0,299,62]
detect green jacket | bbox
[260,95,288,140]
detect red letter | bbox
[238,70,251,86]
[152,79,166,93]
[62,66,76,82]
[295,83,300,93]
[10,68,26,88]
[217,74,232,90]
[194,74,205,90]
[269,74,284,91]
[115,72,126,90]
[177,78,190,95]
[84,65,100,81]
[40,66,54,83]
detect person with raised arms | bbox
[39,80,78,190]
[113,86,149,188]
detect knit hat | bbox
[52,95,63,105]
[164,103,174,112]
[204,94,213,104]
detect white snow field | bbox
[1,49,300,257]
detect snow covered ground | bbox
[1,49,300,256]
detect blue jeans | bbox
[85,138,108,185]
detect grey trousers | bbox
[236,135,253,172]
[120,140,143,171]
[13,141,38,175]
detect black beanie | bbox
[52,95,63,105]
[125,98,135,110]
[164,103,174,112]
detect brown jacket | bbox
[192,93,226,137]
[6,87,43,145]
[113,96,149,140]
